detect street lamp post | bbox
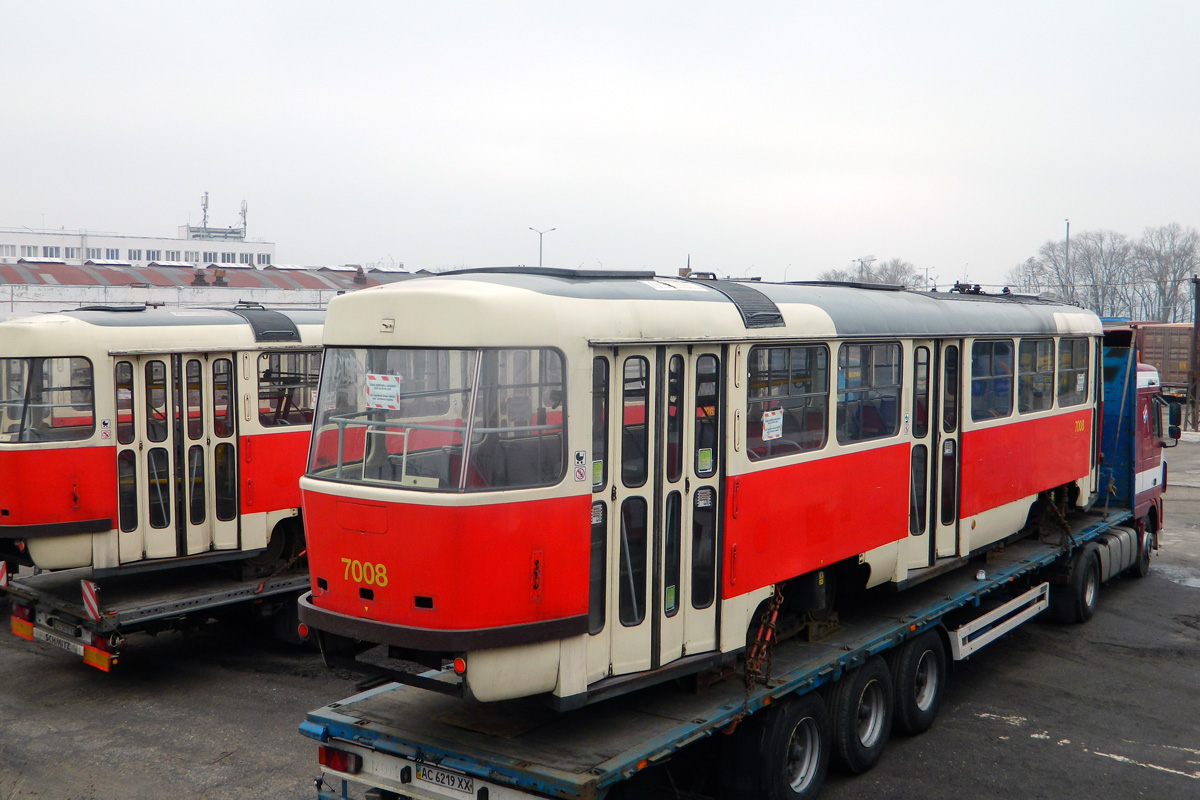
[529,227,556,267]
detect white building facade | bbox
[0,226,275,269]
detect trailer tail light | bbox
[10,604,33,641]
[318,745,362,774]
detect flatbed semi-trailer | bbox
[3,561,308,671]
[300,505,1144,800]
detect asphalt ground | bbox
[822,433,1200,800]
[0,440,1197,800]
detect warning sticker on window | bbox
[762,409,784,441]
[697,448,713,473]
[365,373,402,409]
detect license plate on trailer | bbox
[414,763,475,795]
[33,626,84,656]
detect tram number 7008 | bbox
[341,558,390,587]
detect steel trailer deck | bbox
[301,507,1133,800]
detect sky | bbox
[3,1,1198,288]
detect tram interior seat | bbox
[746,406,826,458]
[376,434,564,489]
[498,433,563,486]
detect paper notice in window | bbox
[1076,373,1085,393]
[762,409,784,441]
[365,373,402,409]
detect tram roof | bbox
[0,305,325,356]
[321,267,1101,347]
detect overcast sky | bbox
[3,1,1197,287]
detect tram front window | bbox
[0,357,95,443]
[307,347,566,491]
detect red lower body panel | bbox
[721,443,910,599]
[302,487,590,645]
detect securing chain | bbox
[728,581,788,729]
[254,547,308,594]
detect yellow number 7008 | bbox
[341,557,389,587]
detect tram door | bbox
[114,354,239,564]
[604,346,724,679]
[607,348,657,677]
[906,342,935,570]
[655,347,722,667]
[932,341,962,559]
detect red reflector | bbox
[318,746,362,774]
[453,657,467,675]
[297,623,310,640]
[11,604,32,622]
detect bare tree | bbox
[1132,223,1199,321]
[1005,241,1078,305]
[816,257,922,289]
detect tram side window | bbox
[0,357,94,443]
[117,450,138,532]
[589,502,607,635]
[115,361,135,445]
[258,350,322,426]
[1058,337,1090,407]
[618,497,648,626]
[747,345,828,459]
[622,357,650,487]
[592,357,609,492]
[970,340,1014,421]
[1018,338,1054,413]
[836,343,901,443]
[212,359,235,438]
[913,347,929,438]
[691,487,717,609]
[694,354,720,477]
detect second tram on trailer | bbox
[297,268,1102,707]
[0,305,323,575]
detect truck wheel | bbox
[759,693,831,799]
[1050,546,1100,624]
[1130,526,1154,579]
[890,630,947,735]
[831,656,893,773]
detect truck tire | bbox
[831,656,893,773]
[1049,545,1100,624]
[890,630,947,735]
[1130,525,1154,579]
[758,693,831,799]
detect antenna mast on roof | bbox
[241,199,248,236]
[201,192,209,229]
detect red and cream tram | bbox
[0,305,323,574]
[297,268,1101,707]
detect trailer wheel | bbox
[759,693,831,799]
[890,630,947,735]
[1050,546,1100,624]
[831,656,893,773]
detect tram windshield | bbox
[0,357,95,443]
[307,347,566,492]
